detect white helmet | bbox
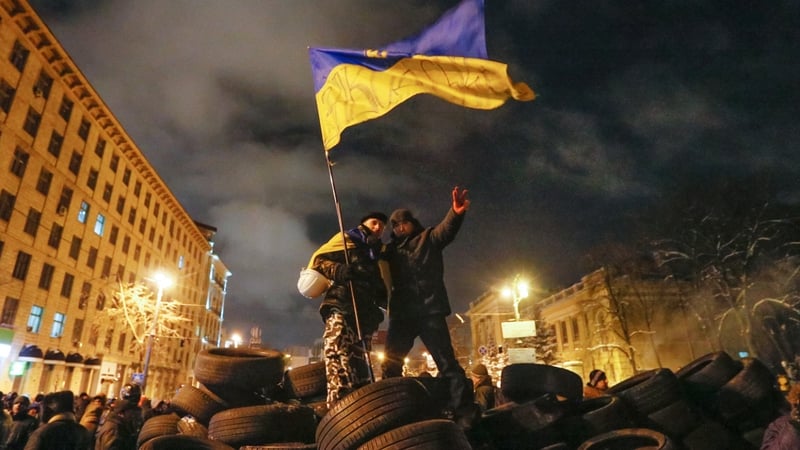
[297,268,331,299]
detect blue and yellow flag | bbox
[309,0,535,150]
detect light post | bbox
[142,272,172,396]
[231,333,242,348]
[501,275,529,321]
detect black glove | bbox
[337,262,370,282]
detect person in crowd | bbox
[381,186,475,425]
[0,393,13,448]
[761,383,800,449]
[73,393,90,422]
[5,396,38,450]
[311,212,388,407]
[470,363,496,412]
[23,390,89,450]
[94,383,143,450]
[79,394,106,449]
[583,369,610,399]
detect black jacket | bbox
[313,225,386,335]
[384,208,464,319]
[23,413,90,450]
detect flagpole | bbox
[324,149,375,383]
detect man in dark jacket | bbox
[381,186,474,422]
[23,390,89,450]
[5,395,38,450]
[311,212,388,407]
[94,384,143,450]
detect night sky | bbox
[29,0,800,349]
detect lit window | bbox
[27,305,43,333]
[94,214,106,236]
[78,201,90,223]
[51,312,66,338]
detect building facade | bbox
[0,0,229,401]
[468,268,713,386]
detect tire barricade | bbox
[136,348,786,449]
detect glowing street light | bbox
[231,333,242,348]
[502,275,529,321]
[142,272,172,396]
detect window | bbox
[138,218,146,234]
[47,223,62,249]
[102,183,112,202]
[27,305,43,333]
[72,318,84,342]
[68,151,82,175]
[23,208,41,237]
[95,293,106,311]
[94,138,106,157]
[128,207,136,225]
[144,192,151,208]
[94,214,105,236]
[60,273,74,298]
[59,96,73,121]
[0,190,15,221]
[87,168,98,190]
[38,263,55,290]
[104,328,113,348]
[36,168,53,195]
[23,107,41,137]
[109,225,119,244]
[86,247,97,269]
[10,147,29,177]
[110,154,119,172]
[115,196,125,214]
[51,312,66,338]
[78,201,90,223]
[122,236,130,254]
[68,236,81,260]
[78,118,90,140]
[12,251,31,280]
[9,40,29,72]
[149,227,155,242]
[116,264,124,280]
[134,245,141,261]
[1,297,19,326]
[88,324,99,345]
[157,235,163,250]
[57,186,73,214]
[161,212,167,226]
[122,168,131,185]
[34,70,53,98]
[144,253,150,268]
[48,131,64,157]
[134,181,142,197]
[101,257,112,278]
[78,283,90,309]
[117,332,127,352]
[560,321,569,344]
[153,202,160,218]
[0,79,15,113]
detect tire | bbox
[177,415,209,439]
[681,420,756,450]
[556,395,636,447]
[208,403,317,449]
[316,377,438,450]
[194,347,285,391]
[500,363,583,404]
[357,419,471,450]
[240,445,317,450]
[716,357,783,429]
[577,428,675,450]
[645,398,704,441]
[676,352,742,404]
[201,382,268,408]
[607,369,683,416]
[474,395,568,449]
[138,434,235,450]
[284,361,327,399]
[171,385,228,425]
[137,413,181,448]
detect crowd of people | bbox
[0,383,171,450]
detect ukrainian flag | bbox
[309,0,535,150]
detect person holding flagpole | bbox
[310,212,389,407]
[381,186,477,426]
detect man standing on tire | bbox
[311,212,389,407]
[381,186,475,425]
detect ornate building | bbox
[0,0,230,401]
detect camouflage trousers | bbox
[323,311,372,407]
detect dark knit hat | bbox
[43,390,74,414]
[588,369,607,387]
[13,395,30,408]
[389,209,415,225]
[359,211,388,224]
[471,363,489,377]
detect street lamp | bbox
[142,272,172,396]
[501,275,529,320]
[231,333,242,348]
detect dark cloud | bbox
[30,0,800,348]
